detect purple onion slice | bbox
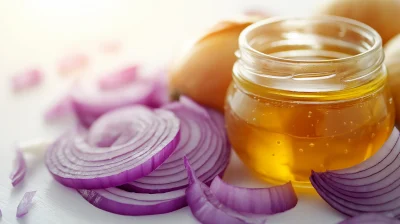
[210,176,297,214]
[311,128,400,218]
[17,191,36,218]
[78,188,186,216]
[45,105,180,189]
[123,96,230,193]
[184,157,267,224]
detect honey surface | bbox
[225,77,395,187]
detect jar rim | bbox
[239,15,382,64]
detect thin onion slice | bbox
[210,176,297,214]
[339,213,400,224]
[97,65,138,90]
[11,69,43,92]
[184,157,267,224]
[44,96,74,121]
[123,96,230,193]
[17,191,36,218]
[146,70,170,108]
[70,79,155,127]
[311,128,400,218]
[10,150,27,187]
[45,105,180,189]
[78,188,186,216]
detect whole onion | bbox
[317,0,400,45]
[385,34,400,127]
[168,15,265,112]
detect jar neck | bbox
[235,16,385,94]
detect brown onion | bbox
[385,34,400,127]
[317,0,400,45]
[168,15,265,112]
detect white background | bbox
[0,0,346,223]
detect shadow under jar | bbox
[225,16,395,188]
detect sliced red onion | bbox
[44,96,74,121]
[10,150,27,187]
[78,188,186,216]
[45,105,180,189]
[11,69,43,92]
[311,128,400,218]
[122,97,230,193]
[210,176,297,214]
[146,70,170,108]
[184,157,267,224]
[97,65,139,90]
[17,191,36,218]
[339,213,400,224]
[70,79,155,127]
[58,53,88,74]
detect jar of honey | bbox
[225,16,395,187]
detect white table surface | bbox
[0,0,347,223]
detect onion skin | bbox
[168,16,265,112]
[385,34,400,128]
[318,0,400,45]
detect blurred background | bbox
[0,0,323,140]
[0,0,321,69]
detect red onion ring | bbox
[210,176,297,214]
[45,105,180,189]
[78,188,186,216]
[71,80,156,127]
[97,65,138,90]
[122,97,230,193]
[311,128,400,218]
[184,157,267,224]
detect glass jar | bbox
[225,16,395,187]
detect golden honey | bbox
[225,17,395,187]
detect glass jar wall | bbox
[225,16,395,187]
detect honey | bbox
[225,17,395,187]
